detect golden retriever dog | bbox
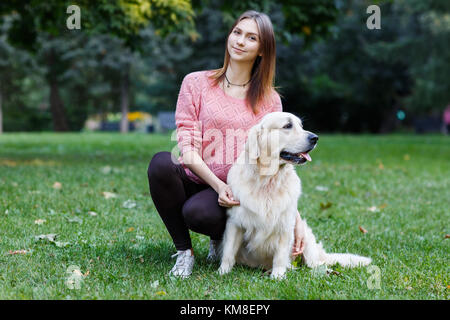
[219,112,371,279]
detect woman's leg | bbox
[147,151,208,251]
[182,187,228,241]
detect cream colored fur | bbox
[218,112,371,279]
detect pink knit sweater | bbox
[175,70,283,184]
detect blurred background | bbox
[0,0,449,134]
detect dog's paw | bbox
[218,264,232,275]
[270,268,287,280]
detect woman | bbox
[147,10,304,278]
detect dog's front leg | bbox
[270,233,292,280]
[218,221,244,275]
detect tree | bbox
[0,0,197,131]
[0,16,38,133]
[1,0,343,132]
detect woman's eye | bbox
[283,123,292,129]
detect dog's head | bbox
[244,112,318,174]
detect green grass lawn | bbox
[0,132,448,300]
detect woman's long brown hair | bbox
[209,10,278,114]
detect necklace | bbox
[225,74,251,88]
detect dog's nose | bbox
[308,134,319,144]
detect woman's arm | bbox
[182,150,240,207]
[182,150,226,193]
[292,210,305,257]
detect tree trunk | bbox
[49,80,69,131]
[47,49,69,132]
[0,88,3,134]
[120,67,130,134]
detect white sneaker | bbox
[206,240,221,262]
[169,249,194,278]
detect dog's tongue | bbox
[300,152,312,161]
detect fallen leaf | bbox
[126,227,135,232]
[123,200,137,209]
[156,291,166,296]
[35,234,57,242]
[8,249,28,255]
[379,203,388,209]
[54,241,70,248]
[368,206,378,212]
[1,160,18,167]
[102,191,118,199]
[52,182,62,189]
[67,217,83,224]
[34,219,46,225]
[445,234,450,239]
[84,270,90,277]
[326,269,341,276]
[101,166,112,174]
[87,211,97,217]
[310,265,332,278]
[320,202,333,210]
[34,234,70,247]
[359,226,368,234]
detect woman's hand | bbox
[292,213,305,257]
[217,183,240,208]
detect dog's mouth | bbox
[280,150,312,165]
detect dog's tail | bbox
[301,220,371,268]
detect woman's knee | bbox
[148,151,174,180]
[182,199,227,234]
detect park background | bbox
[0,0,448,300]
[0,0,449,133]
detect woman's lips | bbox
[233,47,246,53]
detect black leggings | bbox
[147,151,227,251]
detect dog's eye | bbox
[283,123,292,129]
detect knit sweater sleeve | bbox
[175,73,203,157]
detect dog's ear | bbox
[246,123,261,161]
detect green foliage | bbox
[1,0,448,132]
[0,0,197,51]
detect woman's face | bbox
[227,18,261,63]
